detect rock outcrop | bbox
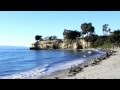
[30,39,91,50]
[79,39,91,49]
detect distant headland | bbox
[30,23,120,50]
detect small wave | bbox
[0,50,106,79]
[46,59,84,75]
[83,55,86,57]
[0,64,48,79]
[46,51,104,75]
[88,51,92,54]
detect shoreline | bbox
[0,48,115,79]
[39,48,114,79]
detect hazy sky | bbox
[0,11,120,47]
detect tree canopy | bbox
[35,35,42,41]
[81,23,95,36]
[109,30,120,43]
[44,35,58,41]
[33,22,120,49]
[63,29,81,40]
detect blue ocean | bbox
[0,46,105,79]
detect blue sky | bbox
[0,11,120,47]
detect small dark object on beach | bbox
[68,73,73,77]
[69,66,76,73]
[68,72,77,77]
[68,66,83,77]
[84,64,88,67]
[75,67,83,73]
[92,64,96,66]
[55,77,58,79]
[92,61,99,66]
[69,66,83,73]
[96,59,101,62]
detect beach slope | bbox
[41,48,120,79]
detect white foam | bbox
[83,55,86,57]
[0,64,48,79]
[0,50,106,79]
[46,50,105,75]
[88,51,92,54]
[46,59,84,74]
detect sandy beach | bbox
[40,48,120,79]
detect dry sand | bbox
[40,48,120,79]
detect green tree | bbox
[63,29,81,40]
[81,23,95,48]
[44,36,58,41]
[63,29,69,39]
[49,36,52,41]
[84,34,98,48]
[35,35,42,42]
[44,36,50,41]
[81,23,95,36]
[109,30,120,44]
[52,35,57,40]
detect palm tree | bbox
[103,25,105,36]
[103,24,109,36]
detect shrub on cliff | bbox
[44,35,57,41]
[84,34,98,48]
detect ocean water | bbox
[0,46,105,79]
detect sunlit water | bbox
[0,46,105,78]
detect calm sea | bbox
[0,46,105,78]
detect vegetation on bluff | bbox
[35,35,43,42]
[44,35,57,41]
[31,23,120,50]
[63,29,81,40]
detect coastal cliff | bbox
[30,39,91,50]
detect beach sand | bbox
[40,48,120,79]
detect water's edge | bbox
[0,49,106,79]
